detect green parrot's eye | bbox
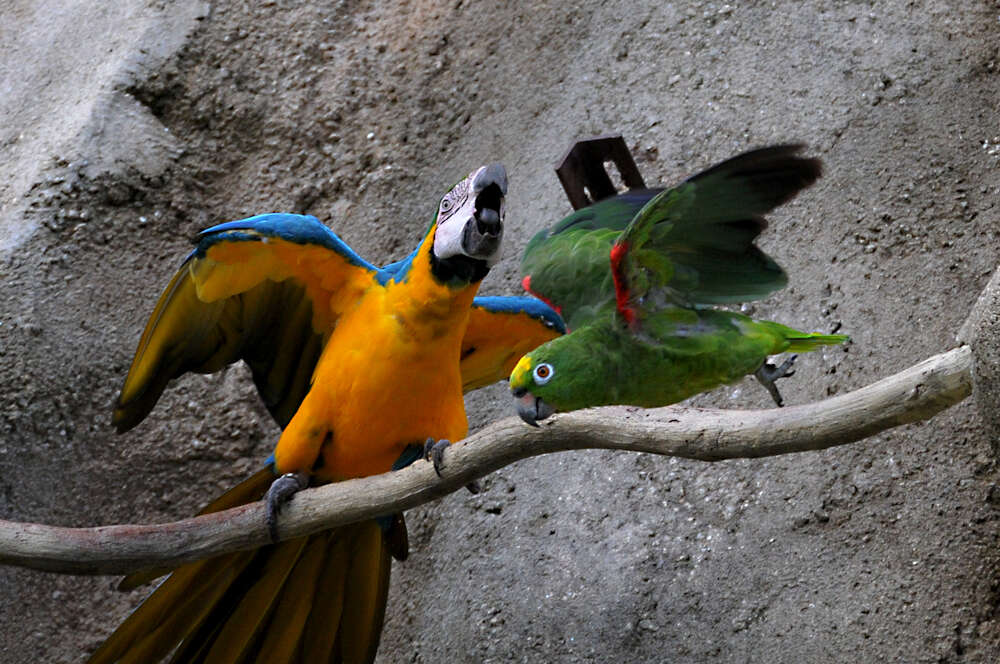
[533,362,554,385]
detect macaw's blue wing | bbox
[460,296,565,392]
[113,213,381,433]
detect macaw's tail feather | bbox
[89,472,396,664]
[782,331,850,353]
[117,467,277,592]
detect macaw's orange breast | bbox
[273,274,479,482]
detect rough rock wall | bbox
[1,1,999,662]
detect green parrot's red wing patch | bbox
[609,241,637,327]
[520,275,564,320]
[460,296,565,392]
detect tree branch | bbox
[0,345,973,577]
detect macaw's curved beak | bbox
[511,387,554,427]
[461,163,507,262]
[433,163,508,271]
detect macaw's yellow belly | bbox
[273,284,473,482]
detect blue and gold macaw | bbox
[87,164,565,664]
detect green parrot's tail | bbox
[782,331,849,353]
[753,319,848,353]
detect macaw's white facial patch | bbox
[433,163,508,266]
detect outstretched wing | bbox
[610,145,821,325]
[523,145,820,330]
[520,189,656,330]
[460,296,565,392]
[113,213,380,432]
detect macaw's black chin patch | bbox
[431,252,490,284]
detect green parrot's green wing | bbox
[611,145,822,325]
[522,145,820,330]
[520,190,657,330]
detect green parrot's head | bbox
[509,332,610,426]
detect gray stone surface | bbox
[1,1,999,662]
[960,266,1000,456]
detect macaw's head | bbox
[431,163,507,284]
[509,332,610,426]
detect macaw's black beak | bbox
[461,163,507,260]
[512,388,554,427]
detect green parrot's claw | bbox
[264,471,309,543]
[754,354,798,407]
[423,438,481,494]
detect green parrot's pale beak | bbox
[511,387,554,427]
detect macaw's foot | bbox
[264,471,309,542]
[423,438,450,476]
[423,438,481,494]
[754,354,798,407]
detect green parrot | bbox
[510,145,848,425]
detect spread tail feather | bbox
[88,472,393,664]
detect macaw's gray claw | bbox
[423,437,450,477]
[265,471,309,542]
[423,437,480,493]
[754,354,798,407]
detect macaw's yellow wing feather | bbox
[114,214,379,433]
[191,466,278,516]
[460,296,565,392]
[87,471,395,664]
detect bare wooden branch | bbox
[0,345,973,577]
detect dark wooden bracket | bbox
[555,134,646,210]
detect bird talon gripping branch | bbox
[423,437,481,493]
[264,471,309,542]
[423,437,451,477]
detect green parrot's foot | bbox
[264,471,309,542]
[423,438,481,494]
[754,354,798,407]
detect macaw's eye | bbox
[440,198,453,212]
[533,362,554,385]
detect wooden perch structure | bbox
[0,344,976,577]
